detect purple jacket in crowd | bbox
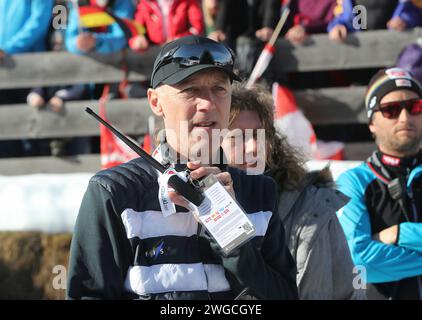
[283,0,337,34]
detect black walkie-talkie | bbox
[85,107,205,206]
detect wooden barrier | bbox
[0,29,416,171]
[0,47,161,89]
[0,86,366,140]
[0,99,153,140]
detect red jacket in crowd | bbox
[134,0,204,45]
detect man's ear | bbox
[369,122,376,135]
[148,88,164,117]
[368,115,376,134]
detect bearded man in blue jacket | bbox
[337,67,422,300]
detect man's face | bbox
[148,70,232,162]
[222,110,266,174]
[369,90,422,156]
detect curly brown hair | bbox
[230,84,307,191]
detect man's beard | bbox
[376,129,422,156]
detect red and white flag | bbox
[272,83,344,160]
[246,44,277,89]
[246,6,290,88]
[99,85,139,169]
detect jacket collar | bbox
[367,149,422,183]
[277,168,349,221]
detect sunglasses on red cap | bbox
[373,98,422,119]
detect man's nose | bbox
[196,89,216,111]
[397,107,411,123]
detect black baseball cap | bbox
[150,35,241,89]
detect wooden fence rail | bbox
[0,86,367,140]
[272,28,422,72]
[0,99,153,140]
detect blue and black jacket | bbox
[336,150,422,299]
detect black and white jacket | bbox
[67,157,298,300]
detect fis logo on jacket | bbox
[145,240,165,260]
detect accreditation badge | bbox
[192,175,256,256]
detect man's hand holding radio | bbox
[168,161,235,209]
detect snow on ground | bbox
[0,173,91,233]
[0,161,362,233]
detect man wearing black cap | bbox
[67,36,298,300]
[336,67,422,300]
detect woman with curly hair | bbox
[222,84,365,299]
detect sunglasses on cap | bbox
[152,43,235,78]
[373,98,422,119]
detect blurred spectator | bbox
[28,30,90,113]
[0,0,54,54]
[387,0,422,31]
[202,0,219,35]
[396,39,422,85]
[0,0,54,157]
[328,0,422,42]
[282,0,337,45]
[27,84,88,113]
[0,0,54,105]
[27,29,92,156]
[208,0,280,78]
[130,0,204,51]
[208,0,280,48]
[66,0,135,54]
